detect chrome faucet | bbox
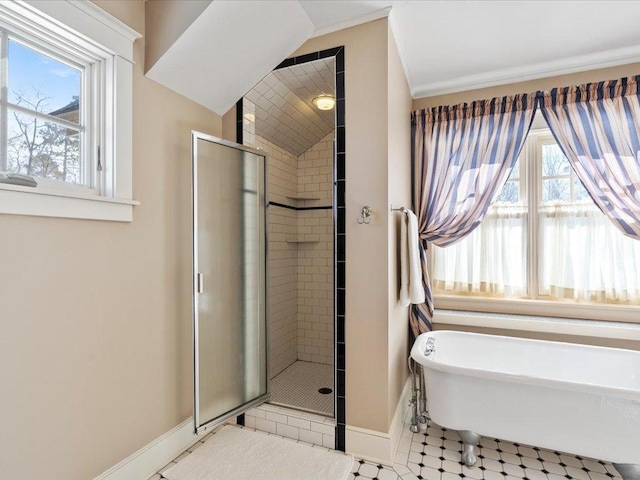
[424,337,436,356]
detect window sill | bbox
[435,294,640,323]
[0,182,139,222]
[434,296,640,342]
[433,309,640,342]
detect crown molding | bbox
[19,0,141,61]
[412,44,640,99]
[63,0,141,42]
[309,6,391,39]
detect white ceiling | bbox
[145,1,315,115]
[388,1,640,98]
[145,1,640,115]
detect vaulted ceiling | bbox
[245,58,335,156]
[145,1,640,115]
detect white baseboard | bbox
[93,418,200,480]
[389,378,411,458]
[345,378,411,465]
[93,380,412,479]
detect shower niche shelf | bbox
[286,238,320,244]
[286,195,321,201]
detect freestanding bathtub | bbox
[410,330,640,480]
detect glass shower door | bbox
[192,132,268,433]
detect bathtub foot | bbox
[614,464,640,480]
[457,430,481,467]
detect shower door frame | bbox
[192,131,270,434]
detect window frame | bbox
[0,29,96,191]
[432,127,640,324]
[0,0,141,221]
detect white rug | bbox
[162,426,352,480]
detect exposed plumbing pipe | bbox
[418,363,428,426]
[407,356,420,433]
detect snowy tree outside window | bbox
[1,35,85,186]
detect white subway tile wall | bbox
[253,136,299,378]
[244,403,335,448]
[250,132,335,377]
[297,132,334,366]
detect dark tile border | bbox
[335,70,346,448]
[333,47,347,452]
[235,97,244,146]
[253,46,347,451]
[269,201,332,211]
[235,97,245,428]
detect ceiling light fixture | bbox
[312,95,335,111]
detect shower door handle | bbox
[196,273,204,293]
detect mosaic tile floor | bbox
[149,421,621,480]
[350,422,621,480]
[269,360,334,416]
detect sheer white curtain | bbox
[539,203,640,303]
[432,204,527,296]
[433,201,640,303]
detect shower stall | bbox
[242,57,337,417]
[190,55,338,437]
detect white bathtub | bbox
[410,330,640,473]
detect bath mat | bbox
[162,425,352,480]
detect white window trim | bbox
[0,0,141,222]
[432,127,640,324]
[432,309,640,342]
[434,295,640,325]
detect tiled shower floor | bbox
[150,420,621,480]
[269,360,334,416]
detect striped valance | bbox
[412,92,537,123]
[540,75,640,106]
[413,75,640,121]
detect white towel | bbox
[399,212,410,306]
[407,210,425,304]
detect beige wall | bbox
[386,26,412,423]
[0,2,222,479]
[144,0,212,71]
[413,62,640,110]
[222,104,237,142]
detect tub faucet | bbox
[424,337,436,356]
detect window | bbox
[0,1,140,221]
[432,122,640,320]
[1,33,90,188]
